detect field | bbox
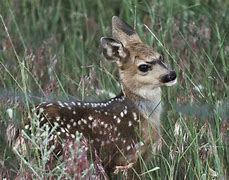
[0,0,228,179]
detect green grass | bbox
[0,0,228,179]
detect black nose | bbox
[160,71,177,83]
[168,71,177,81]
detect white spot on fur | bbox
[82,118,87,124]
[58,101,64,107]
[117,118,121,123]
[88,116,93,121]
[92,122,97,127]
[64,128,69,133]
[46,103,53,107]
[40,117,45,122]
[67,124,71,129]
[132,112,137,121]
[50,135,54,141]
[65,127,69,133]
[54,122,59,127]
[39,108,44,113]
[56,116,61,121]
[95,110,101,113]
[61,128,65,133]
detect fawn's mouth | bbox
[160,71,177,86]
[164,78,177,86]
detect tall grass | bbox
[0,0,228,179]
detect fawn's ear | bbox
[100,37,128,62]
[112,16,141,45]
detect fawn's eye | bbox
[138,64,151,73]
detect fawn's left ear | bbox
[100,37,128,62]
[112,16,141,45]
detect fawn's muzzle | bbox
[160,71,177,85]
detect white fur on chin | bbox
[165,78,177,86]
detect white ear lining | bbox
[104,43,113,57]
[101,37,127,60]
[110,41,122,47]
[110,42,127,59]
[118,48,127,59]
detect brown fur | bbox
[11,16,177,179]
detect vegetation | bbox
[0,0,228,179]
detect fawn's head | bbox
[101,16,177,99]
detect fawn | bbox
[12,16,177,179]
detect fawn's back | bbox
[21,16,177,178]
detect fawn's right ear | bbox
[100,37,128,62]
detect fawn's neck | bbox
[121,85,162,127]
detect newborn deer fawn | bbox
[14,16,177,179]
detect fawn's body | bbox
[15,16,177,179]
